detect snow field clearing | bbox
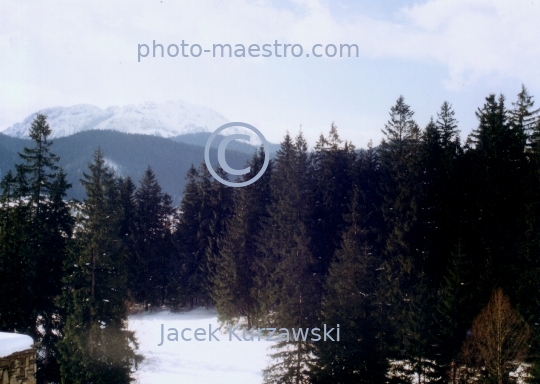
[128,308,274,384]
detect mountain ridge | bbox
[3,101,229,139]
[2,101,279,153]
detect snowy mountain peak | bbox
[2,101,230,139]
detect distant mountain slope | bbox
[0,134,26,179]
[3,101,229,139]
[3,101,280,155]
[0,130,254,204]
[171,132,281,155]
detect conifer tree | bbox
[18,114,61,213]
[379,96,422,255]
[59,149,141,383]
[464,94,528,297]
[436,101,460,151]
[118,177,137,302]
[507,86,540,379]
[203,165,234,302]
[409,109,463,379]
[260,132,319,384]
[0,114,74,382]
[131,167,174,310]
[310,124,356,276]
[37,169,74,382]
[509,84,540,152]
[432,101,462,269]
[176,163,233,307]
[211,147,272,328]
[454,93,537,382]
[377,96,433,378]
[435,240,475,383]
[0,171,34,334]
[311,188,387,383]
[175,165,205,306]
[352,140,385,249]
[118,177,136,245]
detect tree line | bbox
[2,86,540,383]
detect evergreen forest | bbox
[2,86,540,383]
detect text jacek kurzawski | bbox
[158,324,340,345]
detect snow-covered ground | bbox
[128,308,274,384]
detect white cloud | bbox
[0,0,538,144]
[398,0,540,87]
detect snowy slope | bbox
[128,308,273,384]
[0,332,33,357]
[3,101,229,139]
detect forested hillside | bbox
[2,86,540,383]
[170,131,281,155]
[0,130,252,203]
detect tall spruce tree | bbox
[131,166,175,310]
[58,149,141,383]
[351,140,385,249]
[0,171,34,335]
[175,163,233,307]
[259,132,319,384]
[377,96,434,380]
[436,239,475,383]
[38,169,74,382]
[413,109,463,380]
[0,114,74,382]
[463,94,528,300]
[379,96,422,259]
[203,166,234,304]
[210,147,272,329]
[509,84,540,152]
[452,93,538,383]
[507,86,540,379]
[311,187,387,383]
[175,165,206,306]
[118,176,137,301]
[310,124,356,276]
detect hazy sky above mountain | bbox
[1,0,539,146]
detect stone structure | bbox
[0,348,36,384]
[0,332,36,384]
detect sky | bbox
[1,0,539,147]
